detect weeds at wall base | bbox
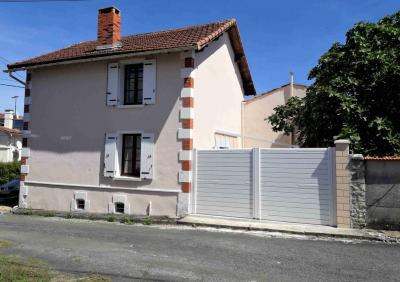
[12,208,177,226]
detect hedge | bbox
[0,161,20,186]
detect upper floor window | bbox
[124,64,143,105]
[106,60,156,107]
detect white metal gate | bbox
[192,148,335,226]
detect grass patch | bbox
[0,240,12,248]
[0,253,111,282]
[0,254,51,282]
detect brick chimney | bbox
[97,6,121,49]
[4,109,14,129]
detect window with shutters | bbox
[104,132,154,180]
[124,64,143,105]
[107,60,156,107]
[121,134,141,177]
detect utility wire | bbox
[0,0,87,2]
[0,57,25,80]
[0,78,16,82]
[0,83,24,88]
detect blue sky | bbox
[0,0,398,115]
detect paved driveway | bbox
[0,214,399,281]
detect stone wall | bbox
[365,160,400,230]
[349,155,366,228]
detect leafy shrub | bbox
[0,161,20,185]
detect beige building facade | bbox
[242,83,306,148]
[8,7,255,217]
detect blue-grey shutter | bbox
[140,133,154,179]
[143,60,156,105]
[104,133,118,177]
[107,63,119,106]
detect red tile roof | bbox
[364,156,400,161]
[0,126,21,135]
[8,19,255,95]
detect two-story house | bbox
[7,6,255,216]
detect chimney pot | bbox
[4,109,14,129]
[97,6,121,49]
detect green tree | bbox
[0,161,20,185]
[267,11,400,156]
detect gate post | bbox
[253,148,261,219]
[334,139,351,228]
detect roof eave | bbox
[6,46,196,72]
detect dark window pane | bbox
[76,199,85,210]
[124,64,144,105]
[115,202,125,214]
[121,134,141,177]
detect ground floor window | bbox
[115,202,125,214]
[121,134,141,177]
[76,199,85,210]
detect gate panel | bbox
[194,150,253,218]
[260,149,334,225]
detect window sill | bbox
[116,104,144,109]
[113,176,142,182]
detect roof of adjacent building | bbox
[244,83,307,104]
[0,126,21,135]
[364,156,400,161]
[7,19,256,95]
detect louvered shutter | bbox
[106,63,119,106]
[104,133,118,177]
[140,133,154,179]
[143,60,156,105]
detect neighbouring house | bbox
[0,109,22,162]
[0,112,24,130]
[7,6,255,216]
[242,75,306,148]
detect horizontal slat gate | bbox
[260,149,333,225]
[194,150,253,218]
[193,148,334,226]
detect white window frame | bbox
[214,130,240,149]
[116,58,157,108]
[113,130,143,181]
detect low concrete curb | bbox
[178,216,400,243]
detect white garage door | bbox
[192,148,335,226]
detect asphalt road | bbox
[0,214,399,282]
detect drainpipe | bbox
[7,71,26,87]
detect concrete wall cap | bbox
[351,154,364,160]
[334,139,350,144]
